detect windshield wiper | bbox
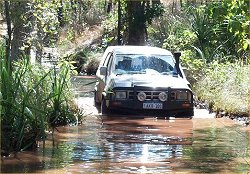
[116,71,146,75]
[127,71,146,74]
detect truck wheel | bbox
[184,109,194,119]
[94,91,100,106]
[101,99,110,115]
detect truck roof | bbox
[106,46,173,55]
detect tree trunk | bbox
[172,1,175,13]
[180,0,183,7]
[35,19,43,63]
[4,0,11,65]
[58,0,64,27]
[107,0,112,13]
[10,0,31,61]
[127,0,146,45]
[70,0,77,37]
[117,0,122,45]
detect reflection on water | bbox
[1,116,250,173]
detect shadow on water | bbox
[1,116,250,173]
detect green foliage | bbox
[48,61,78,127]
[101,0,165,46]
[183,1,249,115]
[144,1,165,24]
[149,0,249,63]
[195,61,249,115]
[32,0,60,46]
[0,43,80,152]
[56,0,105,43]
[1,55,49,151]
[148,8,196,51]
[187,5,214,61]
[180,50,206,85]
[65,47,103,74]
[101,10,118,47]
[147,1,249,116]
[186,0,249,62]
[180,49,249,116]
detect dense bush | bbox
[147,0,249,116]
[180,52,249,116]
[180,50,206,86]
[0,44,81,152]
[194,61,249,115]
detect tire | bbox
[183,109,194,119]
[94,91,100,106]
[101,99,110,115]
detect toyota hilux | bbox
[94,46,194,117]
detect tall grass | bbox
[0,44,79,153]
[180,50,249,116]
[194,61,249,116]
[48,61,78,128]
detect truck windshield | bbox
[113,54,175,75]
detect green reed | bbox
[1,44,79,153]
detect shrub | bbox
[180,50,206,86]
[0,44,80,152]
[84,53,101,75]
[194,61,249,116]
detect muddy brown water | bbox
[1,76,250,173]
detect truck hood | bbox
[107,74,190,89]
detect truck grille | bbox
[128,90,167,100]
[170,91,176,100]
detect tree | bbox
[4,0,11,65]
[125,0,163,45]
[10,0,32,61]
[126,1,146,45]
[117,0,122,45]
[188,0,249,62]
[107,0,113,13]
[58,0,65,27]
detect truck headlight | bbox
[176,91,188,101]
[158,92,167,101]
[137,91,146,101]
[115,91,127,99]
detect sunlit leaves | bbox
[211,0,248,59]
[32,0,60,45]
[185,0,249,62]
[145,2,165,24]
[195,61,249,114]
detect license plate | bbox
[143,103,163,109]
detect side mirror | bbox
[100,66,107,76]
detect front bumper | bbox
[103,88,194,116]
[107,99,192,109]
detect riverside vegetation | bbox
[0,44,82,153]
[182,54,249,116]
[146,1,249,117]
[0,0,249,154]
